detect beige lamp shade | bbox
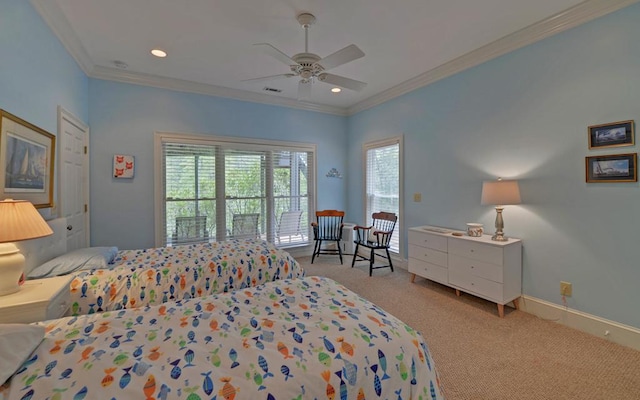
[481,180,521,206]
[0,199,53,243]
[0,199,53,295]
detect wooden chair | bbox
[173,216,209,245]
[311,210,345,264]
[351,212,397,276]
[231,213,260,239]
[276,210,303,244]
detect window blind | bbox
[365,140,400,252]
[158,133,314,247]
[162,142,216,246]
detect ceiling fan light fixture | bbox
[247,12,366,100]
[151,48,167,58]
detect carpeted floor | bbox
[298,255,640,400]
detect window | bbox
[363,136,402,253]
[155,132,315,247]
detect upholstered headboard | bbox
[16,217,68,274]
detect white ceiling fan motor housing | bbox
[291,53,322,79]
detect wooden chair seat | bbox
[351,211,397,276]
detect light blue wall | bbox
[5,0,640,329]
[348,5,640,328]
[88,80,347,249]
[0,0,88,218]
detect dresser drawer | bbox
[408,243,448,267]
[449,238,503,265]
[449,270,503,302]
[449,254,503,283]
[409,231,448,252]
[409,258,448,284]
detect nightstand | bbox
[0,275,73,324]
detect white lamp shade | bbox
[481,180,521,206]
[0,200,52,296]
[0,199,53,243]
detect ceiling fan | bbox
[244,13,367,100]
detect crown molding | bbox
[90,66,347,116]
[30,0,639,117]
[347,0,640,115]
[30,0,94,75]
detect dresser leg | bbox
[410,273,416,283]
[455,289,461,297]
[512,298,520,310]
[497,304,505,318]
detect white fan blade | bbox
[242,73,295,83]
[317,44,364,71]
[318,73,367,92]
[297,80,312,100]
[254,43,297,66]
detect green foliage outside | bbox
[165,149,309,244]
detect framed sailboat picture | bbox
[0,110,55,208]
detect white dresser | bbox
[409,225,522,317]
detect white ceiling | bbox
[31,0,636,115]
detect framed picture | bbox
[0,110,55,208]
[588,120,634,149]
[113,154,135,178]
[585,153,637,183]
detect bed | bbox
[21,219,304,316]
[0,276,444,400]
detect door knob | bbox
[67,225,73,231]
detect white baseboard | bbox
[519,295,640,352]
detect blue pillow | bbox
[27,246,119,279]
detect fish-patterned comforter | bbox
[68,239,304,315]
[1,276,444,400]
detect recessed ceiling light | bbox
[331,87,341,93]
[151,49,167,58]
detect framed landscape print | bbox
[585,153,637,183]
[0,110,55,208]
[588,120,634,149]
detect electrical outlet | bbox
[413,192,422,202]
[560,281,572,297]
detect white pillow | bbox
[27,246,119,279]
[0,324,45,385]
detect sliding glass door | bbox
[155,133,315,247]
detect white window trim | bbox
[362,135,404,256]
[154,131,317,247]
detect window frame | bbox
[154,131,316,247]
[362,135,404,255]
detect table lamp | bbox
[0,199,53,295]
[481,178,521,241]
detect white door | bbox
[58,107,89,251]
